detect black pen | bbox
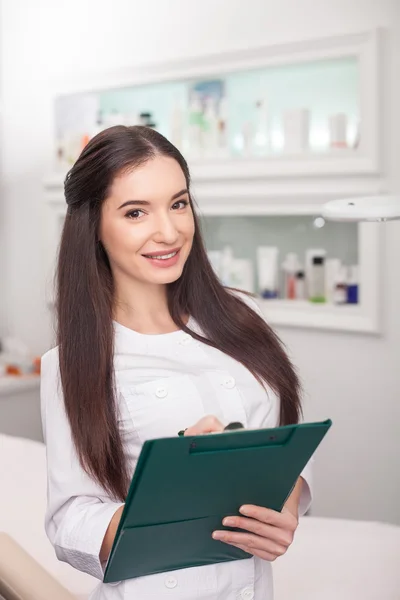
[178,422,244,436]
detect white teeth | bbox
[146,251,178,260]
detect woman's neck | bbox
[113,282,182,335]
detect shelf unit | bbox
[0,376,40,397]
[50,29,381,176]
[198,204,381,335]
[43,28,386,335]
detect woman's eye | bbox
[126,209,145,220]
[172,200,189,210]
[125,201,188,219]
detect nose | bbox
[152,211,180,245]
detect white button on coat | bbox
[222,376,236,389]
[165,576,178,589]
[240,587,255,600]
[155,386,168,399]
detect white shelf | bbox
[44,165,386,214]
[46,149,377,188]
[189,151,376,181]
[0,376,40,397]
[256,299,376,334]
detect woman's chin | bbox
[144,265,185,285]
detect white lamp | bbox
[321,195,400,222]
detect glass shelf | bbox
[225,56,359,155]
[200,214,359,306]
[54,55,360,167]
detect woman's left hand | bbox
[212,504,299,561]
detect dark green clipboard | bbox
[103,419,332,583]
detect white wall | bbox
[1,0,399,523]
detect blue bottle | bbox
[346,266,359,304]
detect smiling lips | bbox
[143,250,178,260]
[142,247,181,268]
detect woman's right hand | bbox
[183,415,225,436]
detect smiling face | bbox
[99,155,195,292]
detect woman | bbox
[41,125,312,600]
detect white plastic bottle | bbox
[283,108,310,154]
[253,96,269,156]
[329,113,348,149]
[187,93,203,158]
[229,259,255,293]
[294,271,306,300]
[203,97,219,158]
[218,96,229,157]
[241,120,254,157]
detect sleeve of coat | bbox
[40,348,124,580]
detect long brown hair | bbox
[57,125,302,502]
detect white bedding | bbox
[0,433,97,599]
[273,515,400,599]
[1,433,399,600]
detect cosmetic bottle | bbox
[283,108,310,154]
[353,120,361,149]
[229,259,255,293]
[56,134,70,169]
[257,247,279,299]
[80,133,90,151]
[325,258,342,303]
[139,112,152,126]
[203,97,219,157]
[253,96,269,156]
[346,265,359,304]
[329,113,348,149]
[333,266,348,305]
[188,93,203,157]
[218,97,229,157]
[241,120,254,157]
[281,252,301,300]
[308,255,326,303]
[295,271,306,300]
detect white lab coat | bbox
[41,294,312,600]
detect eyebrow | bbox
[118,188,189,210]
